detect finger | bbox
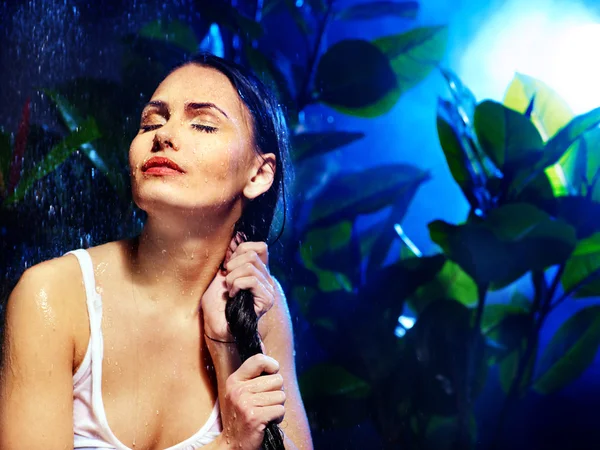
[229,241,269,266]
[229,275,271,301]
[235,354,279,381]
[251,390,286,407]
[259,405,286,425]
[247,373,284,394]
[225,263,271,293]
[226,251,270,280]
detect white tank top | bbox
[68,248,222,450]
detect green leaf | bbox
[300,221,360,282]
[373,26,448,94]
[561,232,600,298]
[558,126,600,196]
[309,164,429,226]
[139,19,199,53]
[244,45,298,121]
[4,117,101,206]
[200,2,263,40]
[409,259,478,313]
[336,1,419,20]
[473,100,544,170]
[481,304,529,335]
[542,107,600,170]
[43,89,110,174]
[437,113,475,198]
[533,306,600,395]
[366,181,424,273]
[309,164,429,229]
[440,68,477,124]
[406,299,487,415]
[499,340,537,395]
[290,131,365,163]
[299,363,371,399]
[315,40,400,118]
[42,83,130,198]
[549,196,600,240]
[503,73,573,141]
[429,204,577,285]
[0,131,11,194]
[425,414,477,449]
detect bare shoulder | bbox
[6,252,86,333]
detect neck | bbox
[127,214,235,315]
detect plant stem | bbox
[458,283,487,448]
[491,271,546,449]
[549,266,600,312]
[297,0,334,111]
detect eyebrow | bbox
[141,101,229,120]
[185,102,229,119]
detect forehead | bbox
[152,64,247,119]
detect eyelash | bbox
[139,124,217,133]
[192,124,217,133]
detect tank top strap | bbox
[66,249,103,333]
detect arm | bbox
[0,263,75,449]
[205,279,313,450]
[259,279,313,450]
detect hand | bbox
[201,234,276,342]
[220,354,286,450]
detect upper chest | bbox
[71,251,218,449]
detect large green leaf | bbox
[429,203,577,285]
[548,196,600,240]
[440,67,477,125]
[424,414,477,450]
[336,1,419,20]
[406,299,487,415]
[482,304,529,335]
[436,113,477,204]
[503,73,573,141]
[473,100,544,170]
[533,306,600,395]
[499,340,538,395]
[290,131,365,163]
[558,127,600,197]
[309,164,429,226]
[300,221,360,284]
[4,117,101,206]
[373,26,448,94]
[299,363,371,399]
[198,1,263,40]
[139,19,199,53]
[43,89,110,174]
[541,107,600,171]
[244,45,298,121]
[365,181,425,273]
[409,259,478,313]
[315,40,400,117]
[561,232,600,298]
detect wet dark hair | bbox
[186,53,289,449]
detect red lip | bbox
[142,156,185,173]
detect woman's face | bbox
[129,64,272,219]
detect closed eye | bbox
[140,124,161,132]
[192,124,217,133]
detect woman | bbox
[0,54,313,450]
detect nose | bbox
[153,127,179,152]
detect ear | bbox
[243,153,276,200]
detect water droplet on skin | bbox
[156,410,160,415]
[115,361,119,366]
[204,177,208,183]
